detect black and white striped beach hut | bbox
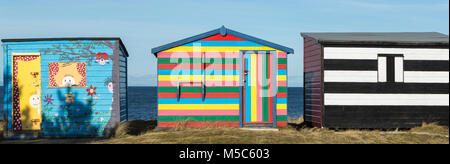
[301,32,449,128]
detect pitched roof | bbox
[1,37,129,57]
[301,32,449,47]
[151,26,294,55]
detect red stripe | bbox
[158,121,286,127]
[158,121,239,127]
[277,121,287,127]
[158,52,239,58]
[277,92,287,98]
[278,64,287,69]
[200,34,246,41]
[158,92,239,98]
[158,63,239,69]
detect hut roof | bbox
[1,37,129,57]
[301,32,449,48]
[151,26,294,56]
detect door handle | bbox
[243,71,248,83]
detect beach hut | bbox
[152,26,294,128]
[2,37,129,138]
[301,32,449,128]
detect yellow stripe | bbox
[158,75,239,81]
[251,54,257,122]
[277,75,287,81]
[162,46,281,52]
[277,104,287,110]
[158,104,239,110]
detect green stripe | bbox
[277,58,287,64]
[158,58,238,64]
[158,87,240,93]
[277,87,287,93]
[158,116,239,121]
[263,54,268,122]
[276,115,287,121]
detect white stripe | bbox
[324,47,449,60]
[404,71,449,83]
[395,57,404,82]
[324,70,378,82]
[378,57,387,82]
[325,93,449,106]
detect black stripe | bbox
[324,59,377,70]
[324,82,449,94]
[323,106,449,128]
[405,60,449,71]
[386,56,395,82]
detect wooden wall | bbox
[303,37,323,127]
[3,40,124,137]
[119,46,128,122]
[156,34,288,127]
[322,47,449,128]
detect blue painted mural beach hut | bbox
[2,37,129,138]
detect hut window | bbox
[48,62,87,88]
[377,54,404,83]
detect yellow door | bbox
[12,53,42,131]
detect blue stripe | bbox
[158,98,239,104]
[277,98,287,104]
[245,54,251,122]
[182,41,263,47]
[158,69,238,75]
[278,70,287,75]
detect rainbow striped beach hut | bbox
[152,26,294,128]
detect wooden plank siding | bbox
[322,47,449,128]
[119,46,128,122]
[2,39,127,137]
[157,34,288,127]
[303,37,323,127]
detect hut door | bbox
[11,53,42,131]
[242,51,276,126]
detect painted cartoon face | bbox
[62,76,76,87]
[98,58,107,65]
[107,82,114,93]
[29,94,40,108]
[95,52,109,66]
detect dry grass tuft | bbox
[94,122,449,144]
[1,118,448,144]
[115,120,157,137]
[411,122,449,135]
[0,120,4,141]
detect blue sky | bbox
[0,0,448,86]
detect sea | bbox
[0,86,303,121]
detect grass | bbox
[1,118,448,144]
[93,119,448,144]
